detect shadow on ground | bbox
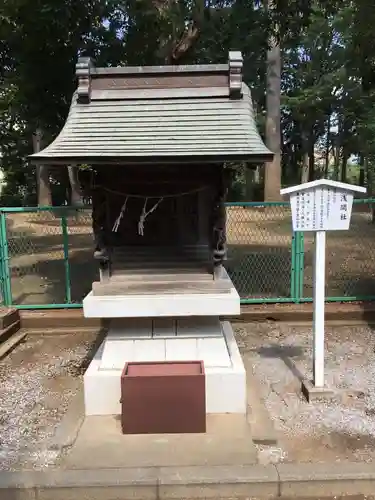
[256,344,306,382]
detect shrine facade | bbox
[30,52,272,424]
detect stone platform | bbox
[84,319,246,416]
[83,268,240,318]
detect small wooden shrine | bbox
[30,52,272,424]
[30,52,271,297]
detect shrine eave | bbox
[29,152,272,166]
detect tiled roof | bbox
[30,52,272,165]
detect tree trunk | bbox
[264,3,282,201]
[324,117,330,178]
[340,152,348,183]
[359,154,365,186]
[363,155,375,223]
[152,0,204,64]
[308,139,315,180]
[365,156,372,194]
[333,135,340,181]
[301,152,309,183]
[300,130,309,183]
[245,167,255,201]
[67,166,83,206]
[32,129,52,206]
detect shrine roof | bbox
[30,51,272,165]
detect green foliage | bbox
[2,0,375,203]
[0,0,121,204]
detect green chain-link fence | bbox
[0,201,374,309]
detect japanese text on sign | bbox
[291,187,353,231]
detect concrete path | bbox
[62,414,257,469]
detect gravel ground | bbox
[235,322,375,464]
[0,331,99,470]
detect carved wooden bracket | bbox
[229,51,243,99]
[76,57,94,103]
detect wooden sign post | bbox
[281,180,366,400]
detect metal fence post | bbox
[0,211,12,306]
[61,214,72,304]
[291,231,304,303]
[297,231,305,301]
[290,232,297,301]
[0,211,5,305]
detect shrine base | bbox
[84,320,246,416]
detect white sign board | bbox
[289,187,353,232]
[280,179,366,392]
[281,179,367,233]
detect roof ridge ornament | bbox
[229,51,243,99]
[76,57,94,104]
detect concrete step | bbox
[111,260,211,271]
[0,329,27,359]
[111,266,211,277]
[0,308,23,359]
[92,279,231,296]
[111,253,208,263]
[0,307,20,329]
[110,272,213,282]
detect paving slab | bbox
[62,413,257,469]
[35,468,158,500]
[158,464,279,499]
[278,461,375,497]
[0,471,38,500]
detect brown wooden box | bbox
[121,360,206,435]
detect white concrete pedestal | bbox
[83,269,240,318]
[84,318,246,416]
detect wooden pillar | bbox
[211,166,227,280]
[92,174,111,281]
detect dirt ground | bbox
[4,205,375,305]
[1,322,375,470]
[238,322,375,464]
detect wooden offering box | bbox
[121,361,206,434]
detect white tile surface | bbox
[108,318,153,338]
[84,344,122,415]
[197,337,231,368]
[152,318,176,337]
[165,338,198,361]
[176,317,222,337]
[205,368,246,413]
[101,338,167,370]
[133,339,166,362]
[100,339,135,370]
